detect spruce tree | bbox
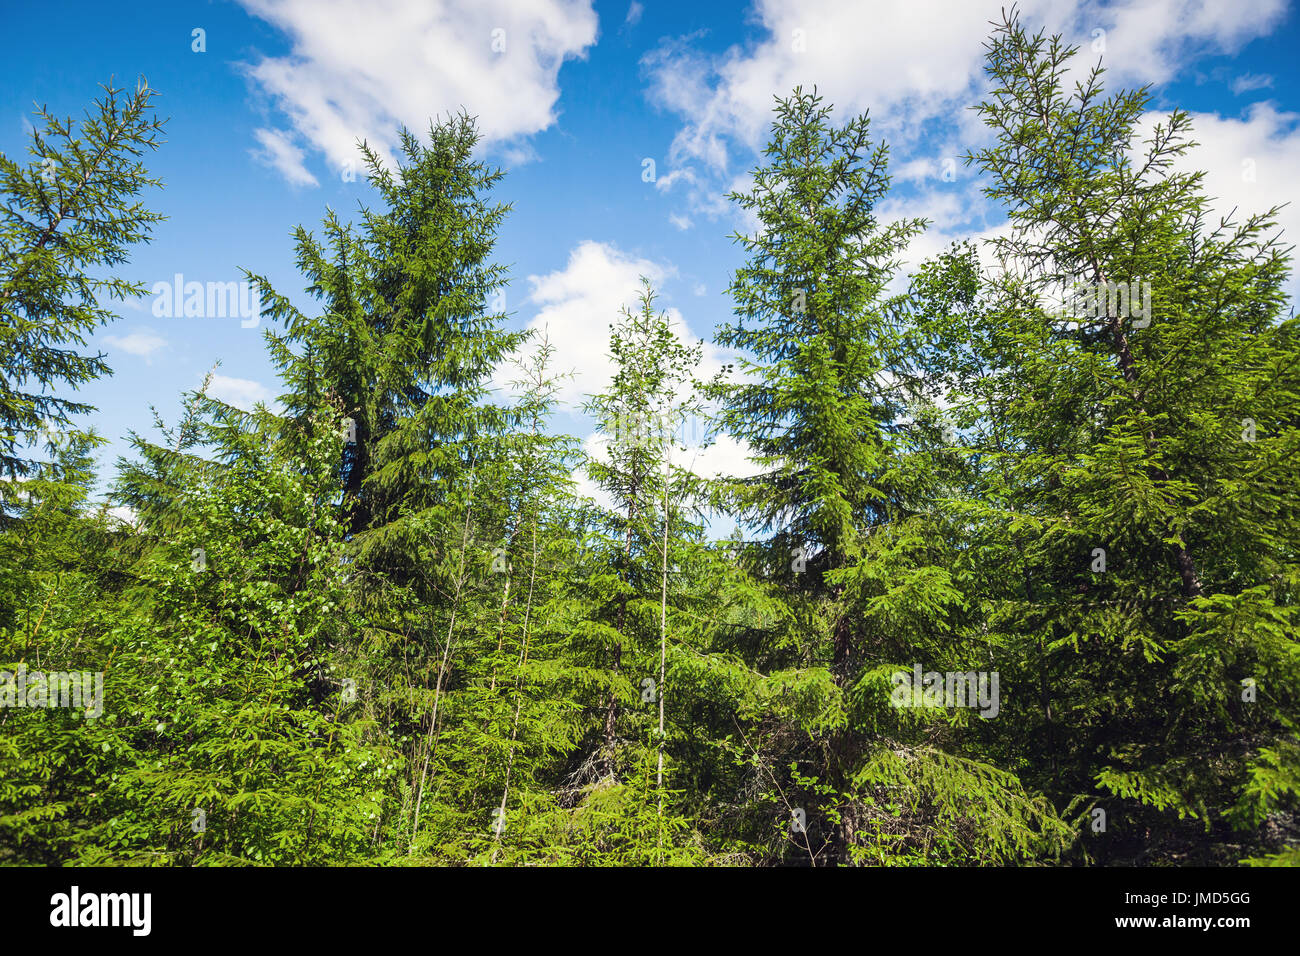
[711,87,1070,865]
[248,116,528,855]
[962,10,1300,862]
[0,78,164,497]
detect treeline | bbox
[2,13,1297,866]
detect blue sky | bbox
[4,0,1299,509]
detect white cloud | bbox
[251,127,320,187]
[238,0,599,183]
[102,327,167,361]
[502,240,761,514]
[643,0,1059,178]
[501,240,676,407]
[208,374,277,412]
[625,1,643,27]
[688,431,763,481]
[104,504,140,528]
[653,167,699,192]
[1231,73,1275,96]
[641,0,1287,221]
[573,419,762,518]
[1142,103,1300,295]
[1083,0,1286,88]
[669,212,693,231]
[500,142,540,168]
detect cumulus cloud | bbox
[1086,0,1287,87]
[643,0,1057,179]
[104,504,141,528]
[238,0,599,183]
[1143,102,1300,294]
[208,374,277,412]
[500,240,676,406]
[500,240,762,514]
[641,0,1287,224]
[573,417,762,518]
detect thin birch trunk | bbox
[490,518,540,863]
[656,443,670,861]
[409,461,477,854]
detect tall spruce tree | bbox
[962,10,1300,863]
[0,78,164,498]
[6,376,395,864]
[711,87,1071,865]
[248,116,528,855]
[254,114,524,558]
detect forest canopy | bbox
[1,11,1297,867]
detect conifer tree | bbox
[711,87,1071,865]
[962,10,1300,862]
[5,381,395,864]
[0,78,164,498]
[247,116,528,856]
[253,114,524,557]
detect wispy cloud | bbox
[1231,72,1275,95]
[102,327,167,362]
[250,127,319,187]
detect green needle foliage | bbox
[953,10,1300,864]
[707,85,1070,866]
[2,21,1297,867]
[0,78,164,496]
